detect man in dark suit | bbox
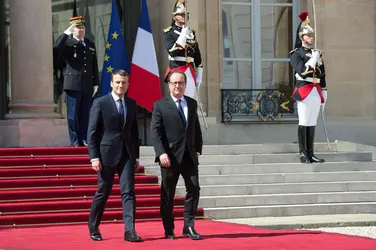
[87,69,142,242]
[53,16,99,147]
[150,71,203,240]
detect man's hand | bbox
[64,24,76,35]
[91,159,102,172]
[312,50,320,62]
[181,26,191,38]
[197,152,200,160]
[159,153,171,168]
[196,68,203,87]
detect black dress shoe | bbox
[89,227,103,241]
[124,231,143,242]
[300,152,311,164]
[309,154,325,163]
[183,227,202,240]
[165,232,176,239]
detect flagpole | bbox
[185,0,208,129]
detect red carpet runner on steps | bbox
[0,147,204,227]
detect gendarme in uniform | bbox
[53,16,99,147]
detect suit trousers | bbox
[160,151,200,233]
[88,149,136,232]
[65,90,92,145]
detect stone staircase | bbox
[140,141,376,220]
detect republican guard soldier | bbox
[289,12,327,164]
[163,0,203,99]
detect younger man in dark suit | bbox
[151,71,203,240]
[87,69,142,242]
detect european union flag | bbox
[100,0,129,96]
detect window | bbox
[221,0,299,122]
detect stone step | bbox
[175,181,376,196]
[198,191,376,208]
[170,171,376,186]
[145,161,376,175]
[141,152,372,165]
[218,214,376,229]
[203,202,376,219]
[139,143,339,156]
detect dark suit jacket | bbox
[150,95,203,166]
[53,33,99,94]
[87,93,139,167]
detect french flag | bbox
[128,0,162,112]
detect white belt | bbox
[295,74,320,83]
[168,56,194,63]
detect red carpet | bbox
[1,220,376,250]
[0,147,204,227]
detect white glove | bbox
[176,26,193,47]
[93,86,98,97]
[321,90,327,109]
[305,50,320,68]
[196,67,203,87]
[317,57,323,66]
[181,26,191,37]
[64,24,76,35]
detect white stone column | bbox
[6,0,60,119]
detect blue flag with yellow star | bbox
[100,0,129,96]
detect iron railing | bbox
[221,89,298,123]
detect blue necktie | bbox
[118,99,125,127]
[177,99,186,127]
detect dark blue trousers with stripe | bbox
[65,90,92,146]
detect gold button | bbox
[84,70,87,73]
[84,64,87,66]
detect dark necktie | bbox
[118,99,125,127]
[177,99,187,127]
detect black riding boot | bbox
[307,126,325,163]
[298,126,310,164]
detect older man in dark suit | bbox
[151,71,203,240]
[87,69,142,242]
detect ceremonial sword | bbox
[312,0,331,150]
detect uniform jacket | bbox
[53,34,99,94]
[289,46,326,102]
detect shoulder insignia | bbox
[289,48,297,54]
[163,26,172,33]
